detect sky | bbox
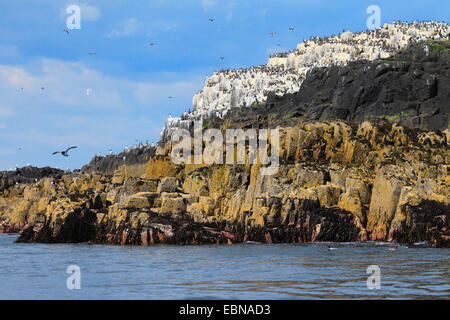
[0,0,449,171]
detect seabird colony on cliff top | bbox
[160,21,450,141]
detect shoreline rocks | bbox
[2,119,448,248]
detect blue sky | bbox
[0,0,449,170]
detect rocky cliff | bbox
[191,22,449,116]
[1,118,448,247]
[265,40,450,131]
[161,21,450,140]
[0,22,449,247]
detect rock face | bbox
[161,22,450,140]
[0,166,64,192]
[1,22,449,248]
[2,119,449,247]
[191,22,449,117]
[81,145,156,176]
[265,40,450,131]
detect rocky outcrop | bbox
[0,166,64,192]
[389,200,449,248]
[1,22,449,248]
[3,119,449,247]
[162,25,450,139]
[81,145,156,176]
[265,40,450,131]
[190,22,449,118]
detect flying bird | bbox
[88,52,96,56]
[220,57,224,60]
[270,32,276,37]
[168,96,173,99]
[63,28,69,34]
[209,18,214,22]
[52,146,77,157]
[289,27,295,32]
[41,87,45,90]
[149,42,157,46]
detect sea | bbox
[0,233,448,299]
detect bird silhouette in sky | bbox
[209,18,214,22]
[149,42,157,46]
[289,27,295,32]
[52,146,77,157]
[220,57,224,60]
[270,32,276,37]
[63,28,69,34]
[88,52,96,56]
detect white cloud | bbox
[0,60,127,110]
[201,0,217,11]
[0,106,15,117]
[0,59,203,112]
[0,58,204,169]
[107,18,139,38]
[80,3,101,21]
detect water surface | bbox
[0,234,448,299]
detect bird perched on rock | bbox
[52,146,77,157]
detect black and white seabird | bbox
[52,146,77,157]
